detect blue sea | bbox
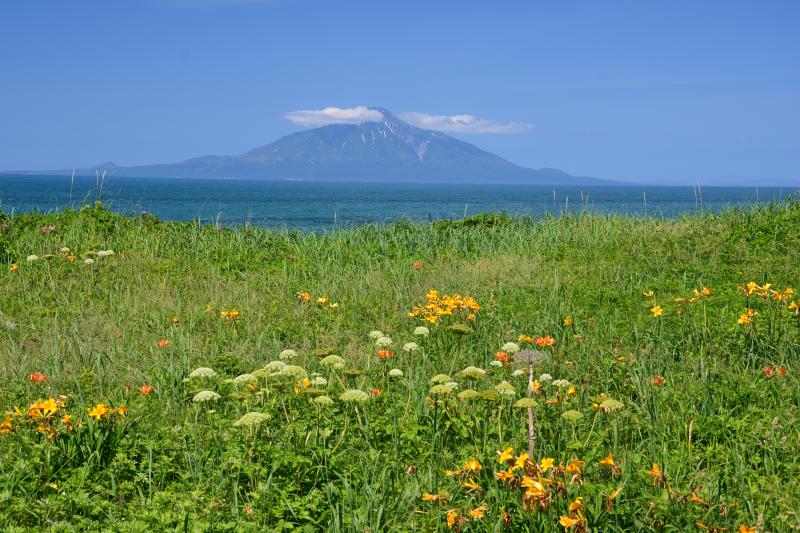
[0,174,797,231]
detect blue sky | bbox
[1,0,798,184]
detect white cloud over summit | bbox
[283,106,532,134]
[283,106,384,127]
[397,112,533,134]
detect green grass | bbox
[0,201,798,532]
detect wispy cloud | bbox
[283,106,385,127]
[283,106,533,134]
[397,112,533,134]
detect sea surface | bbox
[0,174,796,231]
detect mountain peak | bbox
[34,109,613,185]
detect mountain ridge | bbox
[4,107,617,185]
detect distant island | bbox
[6,108,617,185]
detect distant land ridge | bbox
[7,107,616,185]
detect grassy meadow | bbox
[1,201,799,532]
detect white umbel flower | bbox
[27,255,40,262]
[193,390,221,403]
[368,330,384,340]
[501,342,520,354]
[402,342,419,352]
[388,368,404,378]
[494,381,516,397]
[97,250,115,257]
[375,336,393,347]
[320,355,346,370]
[189,367,218,379]
[339,389,370,403]
[233,411,270,428]
[413,326,430,337]
[279,349,297,361]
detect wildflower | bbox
[369,388,382,398]
[233,412,270,428]
[512,369,525,377]
[1,417,14,433]
[568,497,583,513]
[375,336,393,347]
[430,373,452,384]
[539,457,555,472]
[88,403,110,420]
[599,453,621,475]
[598,398,624,412]
[413,261,423,270]
[737,526,757,533]
[27,255,40,262]
[139,384,154,395]
[402,342,419,352]
[313,395,334,407]
[604,486,622,511]
[279,349,297,360]
[457,389,480,400]
[534,335,556,348]
[220,308,240,320]
[84,258,95,265]
[296,292,311,301]
[464,459,482,472]
[445,509,460,529]
[551,379,572,389]
[310,375,328,386]
[320,355,346,370]
[501,342,520,354]
[413,326,430,336]
[563,315,573,326]
[28,398,60,419]
[515,398,539,408]
[494,351,511,366]
[277,365,308,380]
[497,447,514,464]
[494,381,516,397]
[489,360,504,367]
[231,373,258,385]
[651,375,665,385]
[458,366,486,380]
[29,372,48,384]
[506,453,526,471]
[519,335,534,344]
[462,479,481,491]
[339,389,370,403]
[377,349,394,360]
[430,383,457,395]
[97,250,114,257]
[116,405,127,417]
[421,492,443,502]
[157,339,170,348]
[9,263,17,272]
[650,305,663,317]
[388,368,404,378]
[646,463,665,486]
[189,367,217,379]
[560,515,580,529]
[643,290,654,298]
[496,469,515,481]
[262,360,288,375]
[565,458,584,476]
[192,390,221,403]
[316,296,329,304]
[328,302,340,310]
[468,504,487,520]
[561,410,584,423]
[538,373,553,382]
[738,308,758,325]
